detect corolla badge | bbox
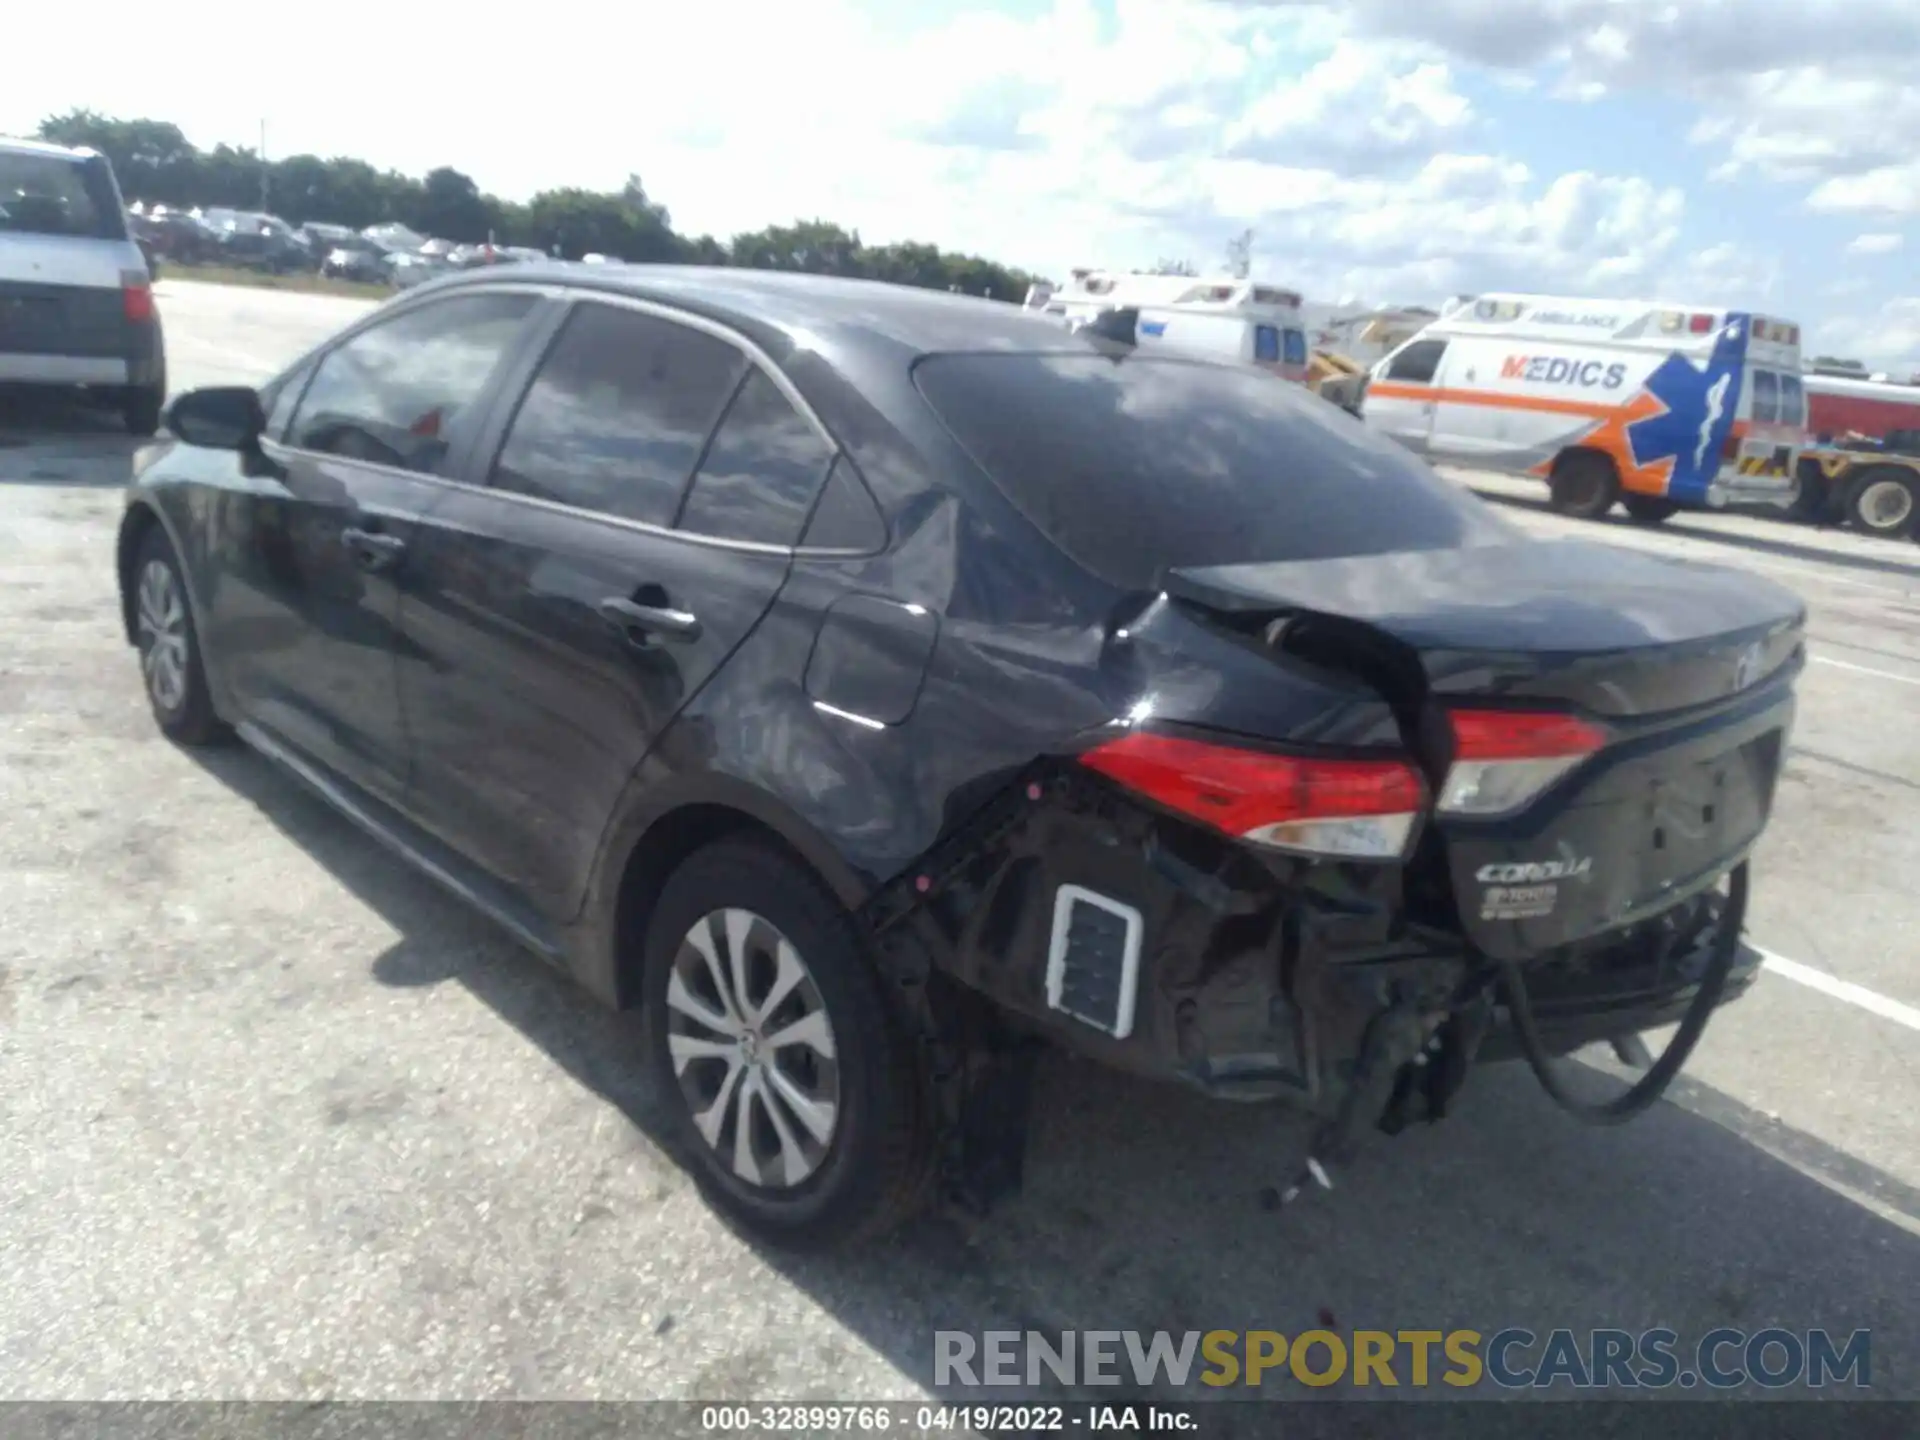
[1476,856,1592,884]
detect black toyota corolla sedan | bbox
[117,265,1805,1246]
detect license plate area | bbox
[1446,729,1783,960]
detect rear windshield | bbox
[0,151,127,241]
[914,352,1517,591]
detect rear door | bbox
[393,297,835,920]
[1365,337,1448,454]
[1733,366,1800,483]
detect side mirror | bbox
[166,386,266,452]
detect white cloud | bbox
[1810,167,1920,217]
[0,0,1759,321]
[1269,0,1920,209]
[1846,233,1906,256]
[1809,299,1920,373]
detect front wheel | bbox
[1620,495,1680,526]
[1547,451,1622,520]
[1845,467,1918,538]
[643,838,932,1248]
[133,527,228,746]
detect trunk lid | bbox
[1164,538,1804,718]
[1165,538,1805,959]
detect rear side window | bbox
[0,151,127,241]
[1779,372,1805,426]
[1384,338,1446,384]
[914,353,1516,592]
[800,456,887,552]
[1284,329,1309,366]
[677,368,834,546]
[1752,368,1780,425]
[287,292,537,475]
[491,303,747,525]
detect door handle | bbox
[341,526,407,572]
[598,596,701,645]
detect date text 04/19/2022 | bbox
[698,1403,1196,1433]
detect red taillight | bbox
[1078,731,1426,860]
[122,274,154,323]
[1439,709,1608,818]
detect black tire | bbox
[132,526,228,746]
[1843,467,1918,538]
[1620,495,1680,526]
[123,385,164,437]
[1548,451,1621,520]
[1787,461,1829,522]
[642,838,932,1248]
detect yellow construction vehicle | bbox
[1308,348,1368,416]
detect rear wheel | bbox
[1620,495,1680,526]
[1787,460,1830,522]
[1845,467,1917,538]
[122,385,164,437]
[1547,451,1621,520]
[643,838,931,1248]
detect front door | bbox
[1365,337,1448,455]
[213,289,544,801]
[395,298,837,920]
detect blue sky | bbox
[6,0,1916,370]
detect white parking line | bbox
[1757,947,1920,1035]
[1812,655,1920,686]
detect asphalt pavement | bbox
[2,281,1918,1405]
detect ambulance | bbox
[1023,268,1313,385]
[1363,293,1809,523]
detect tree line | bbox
[35,111,1040,301]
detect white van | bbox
[1024,269,1312,385]
[1364,293,1808,523]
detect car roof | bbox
[424,262,1107,367]
[0,135,98,162]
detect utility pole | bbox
[1225,228,1253,280]
[259,119,269,214]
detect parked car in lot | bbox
[299,221,360,262]
[116,267,1804,1246]
[199,209,311,274]
[0,136,167,433]
[321,235,397,284]
[134,206,218,266]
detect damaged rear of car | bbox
[868,349,1802,1217]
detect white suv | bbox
[0,137,167,434]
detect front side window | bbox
[490,303,747,526]
[287,292,537,475]
[677,369,835,546]
[1385,338,1447,384]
